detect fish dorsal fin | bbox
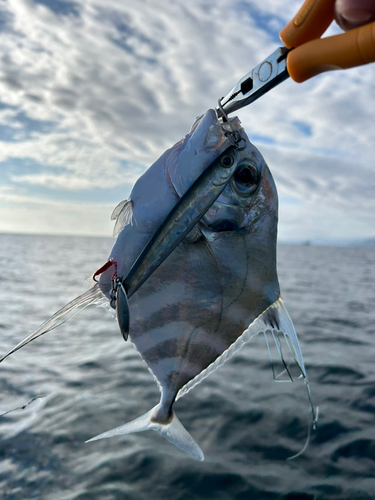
[111,200,134,237]
[177,296,309,400]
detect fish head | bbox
[201,132,278,236]
[166,109,278,240]
[197,125,280,317]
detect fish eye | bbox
[232,163,260,196]
[220,154,234,168]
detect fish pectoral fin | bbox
[86,405,204,461]
[111,200,134,237]
[111,199,128,220]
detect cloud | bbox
[10,167,142,190]
[0,0,374,240]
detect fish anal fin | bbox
[176,296,317,427]
[86,405,204,461]
[177,298,307,397]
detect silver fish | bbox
[0,109,314,460]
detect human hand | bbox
[335,0,375,31]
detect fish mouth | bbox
[200,203,246,233]
[203,219,241,232]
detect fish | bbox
[0,109,314,460]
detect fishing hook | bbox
[217,98,247,151]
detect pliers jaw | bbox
[216,47,290,118]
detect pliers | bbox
[217,0,375,118]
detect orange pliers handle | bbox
[280,0,375,82]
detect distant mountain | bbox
[279,238,375,247]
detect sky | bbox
[0,0,375,242]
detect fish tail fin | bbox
[0,284,105,363]
[86,405,204,461]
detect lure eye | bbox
[220,155,234,168]
[232,163,260,196]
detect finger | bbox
[335,0,375,31]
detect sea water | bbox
[0,234,374,500]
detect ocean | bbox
[0,233,374,499]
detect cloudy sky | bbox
[0,0,375,242]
